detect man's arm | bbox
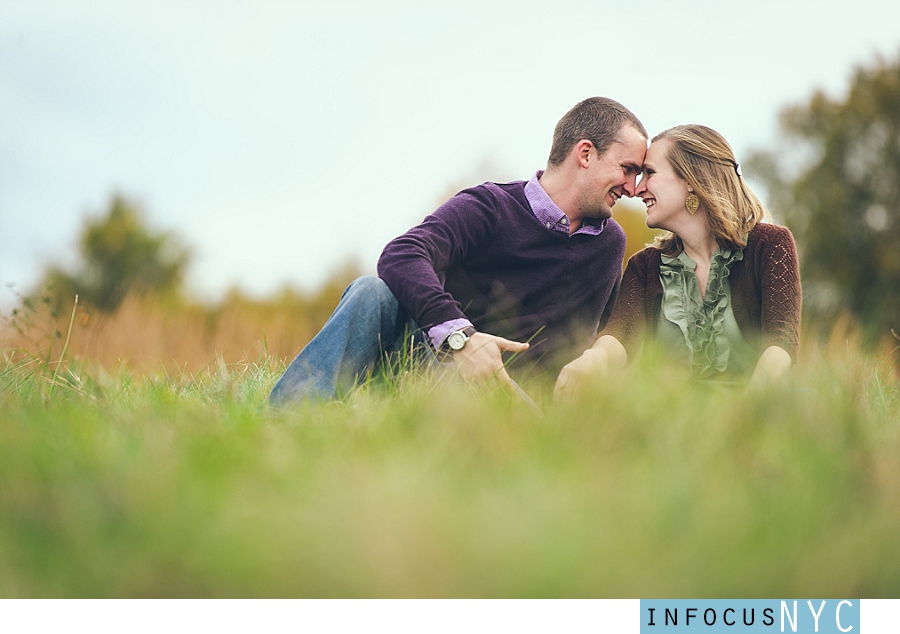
[377,188,497,330]
[377,186,528,385]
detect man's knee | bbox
[342,276,398,312]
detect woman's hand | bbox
[748,345,793,389]
[554,335,627,399]
[554,346,611,399]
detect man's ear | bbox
[574,140,594,168]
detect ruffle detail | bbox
[659,248,744,377]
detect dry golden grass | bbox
[0,267,361,376]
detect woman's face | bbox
[635,138,693,232]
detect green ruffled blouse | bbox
[656,248,754,378]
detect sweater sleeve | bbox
[758,225,802,362]
[377,187,498,330]
[601,249,652,358]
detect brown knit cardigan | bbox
[602,222,802,362]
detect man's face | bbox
[581,125,647,220]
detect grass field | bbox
[1,334,898,598]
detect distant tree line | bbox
[748,50,900,342]
[44,195,189,313]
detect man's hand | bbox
[554,347,609,399]
[452,332,528,386]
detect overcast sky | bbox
[2,0,899,309]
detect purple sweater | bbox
[377,180,626,372]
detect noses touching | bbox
[614,173,639,199]
[635,176,648,199]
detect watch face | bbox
[447,331,467,350]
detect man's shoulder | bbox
[436,180,530,220]
[454,180,528,205]
[602,218,627,242]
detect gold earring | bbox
[685,193,699,214]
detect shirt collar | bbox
[523,170,607,236]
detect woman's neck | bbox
[677,218,718,265]
[676,220,719,300]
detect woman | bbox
[555,124,801,395]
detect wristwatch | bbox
[445,326,477,351]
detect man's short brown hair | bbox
[547,97,647,167]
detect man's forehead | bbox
[610,127,647,152]
[611,134,647,168]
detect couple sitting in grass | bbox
[269,97,801,407]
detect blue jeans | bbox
[268,276,436,405]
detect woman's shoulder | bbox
[745,222,797,254]
[626,245,662,266]
[621,246,661,280]
[747,221,795,243]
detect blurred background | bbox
[2,0,899,372]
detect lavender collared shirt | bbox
[426,171,608,349]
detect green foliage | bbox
[748,52,900,341]
[1,345,898,597]
[45,195,190,313]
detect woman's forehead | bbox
[644,138,672,165]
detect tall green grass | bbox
[1,342,898,597]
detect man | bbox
[269,97,647,406]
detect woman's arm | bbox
[757,225,802,362]
[744,226,801,389]
[553,250,651,399]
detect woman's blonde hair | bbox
[650,124,770,256]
